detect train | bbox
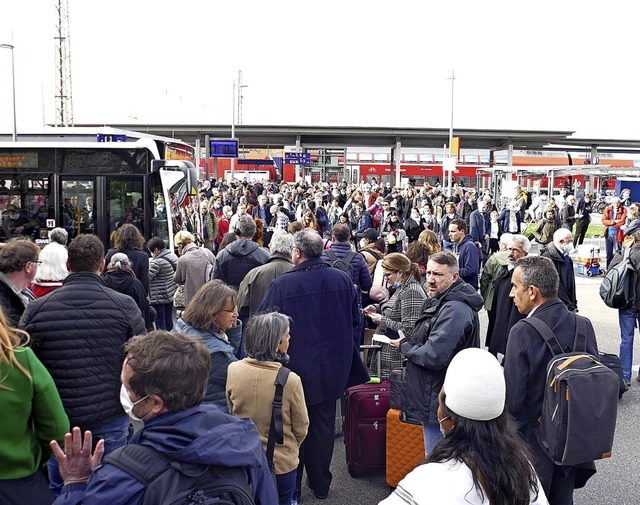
[199,149,640,193]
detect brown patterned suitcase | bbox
[385,408,425,488]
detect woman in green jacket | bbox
[0,308,69,504]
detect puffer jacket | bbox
[149,250,178,304]
[213,239,270,289]
[20,272,146,429]
[173,318,242,407]
[400,279,483,424]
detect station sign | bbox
[284,152,311,165]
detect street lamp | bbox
[231,78,248,180]
[0,44,17,142]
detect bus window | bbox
[61,179,96,240]
[0,174,50,242]
[106,177,144,245]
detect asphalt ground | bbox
[298,232,640,505]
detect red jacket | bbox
[602,204,627,243]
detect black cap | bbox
[356,228,379,241]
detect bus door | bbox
[156,168,200,251]
[59,177,97,242]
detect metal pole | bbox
[0,44,17,141]
[231,80,236,181]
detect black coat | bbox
[103,269,151,329]
[104,248,150,295]
[485,267,525,356]
[540,243,577,312]
[20,272,146,429]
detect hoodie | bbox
[53,404,278,505]
[400,279,483,424]
[213,239,270,288]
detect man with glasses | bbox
[484,235,531,358]
[540,228,578,312]
[0,238,40,325]
[20,234,146,496]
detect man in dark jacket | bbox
[213,214,270,289]
[504,255,598,503]
[322,223,372,342]
[20,234,146,494]
[258,229,368,501]
[0,238,40,326]
[351,202,373,241]
[449,218,480,289]
[540,228,577,312]
[50,330,278,505]
[485,235,530,358]
[609,229,640,386]
[396,251,482,457]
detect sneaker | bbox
[625,380,632,388]
[636,375,640,383]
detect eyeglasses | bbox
[382,271,398,278]
[28,260,42,265]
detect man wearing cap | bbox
[504,255,598,503]
[3,204,37,238]
[393,250,483,457]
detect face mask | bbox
[9,213,19,220]
[392,280,401,289]
[563,242,574,254]
[359,239,367,249]
[411,213,419,220]
[438,415,452,437]
[120,384,149,423]
[157,206,165,213]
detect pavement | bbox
[298,230,640,505]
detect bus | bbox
[0,127,199,251]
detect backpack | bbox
[522,316,619,467]
[523,190,533,209]
[599,248,636,308]
[104,444,256,505]
[326,249,357,281]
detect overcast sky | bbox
[2,0,639,141]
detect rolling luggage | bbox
[385,408,424,488]
[344,345,390,477]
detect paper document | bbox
[372,334,391,344]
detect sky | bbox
[2,0,639,142]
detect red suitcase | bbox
[344,346,389,477]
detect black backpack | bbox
[522,316,619,467]
[599,248,636,308]
[326,249,357,281]
[104,444,256,505]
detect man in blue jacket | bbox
[258,229,369,501]
[449,218,480,290]
[51,330,278,505]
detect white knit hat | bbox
[443,348,505,421]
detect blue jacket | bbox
[173,319,242,407]
[257,258,369,406]
[469,209,490,245]
[498,208,522,234]
[453,234,480,289]
[321,242,372,307]
[53,404,278,505]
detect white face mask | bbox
[562,242,574,254]
[438,415,452,437]
[359,238,367,249]
[120,384,149,423]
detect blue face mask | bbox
[9,213,19,221]
[392,280,401,289]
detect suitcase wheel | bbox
[348,464,362,478]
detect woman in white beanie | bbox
[380,348,548,505]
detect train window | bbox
[374,153,388,162]
[346,152,358,162]
[427,176,440,186]
[434,154,444,163]
[404,153,418,163]
[358,153,373,162]
[480,155,490,164]
[412,176,425,186]
[465,155,479,164]
[458,177,471,187]
[419,154,434,164]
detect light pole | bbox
[231,77,248,180]
[0,44,17,141]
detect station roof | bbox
[75,124,577,151]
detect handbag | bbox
[173,285,185,310]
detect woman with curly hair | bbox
[301,208,320,234]
[253,217,265,247]
[0,308,69,504]
[380,348,547,505]
[104,223,149,294]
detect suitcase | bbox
[599,352,628,399]
[386,408,425,488]
[344,345,389,477]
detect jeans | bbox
[618,307,638,382]
[48,415,129,496]
[276,469,297,505]
[152,302,174,331]
[422,421,443,458]
[605,231,620,268]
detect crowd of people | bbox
[0,176,635,505]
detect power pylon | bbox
[54,0,73,126]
